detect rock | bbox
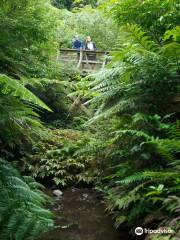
[53,189,63,197]
[82,193,88,200]
[52,204,62,211]
[71,188,76,193]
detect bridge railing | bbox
[58,48,110,71]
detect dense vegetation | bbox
[0,0,179,240]
[51,0,97,9]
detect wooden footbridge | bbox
[58,48,110,72]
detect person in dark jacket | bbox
[72,35,82,50]
[72,35,82,62]
[84,36,96,69]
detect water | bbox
[40,187,132,240]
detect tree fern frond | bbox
[0,74,52,111]
[119,24,158,52]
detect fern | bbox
[119,24,157,52]
[0,92,44,147]
[119,171,179,185]
[0,159,53,240]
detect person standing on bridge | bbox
[72,35,82,50]
[72,35,82,63]
[84,36,96,70]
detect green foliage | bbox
[22,129,98,186]
[95,122,180,235]
[0,0,59,77]
[89,25,178,122]
[57,7,118,49]
[0,159,53,240]
[22,77,71,115]
[163,26,180,42]
[0,74,52,111]
[0,0,179,239]
[0,92,44,148]
[0,1,67,239]
[102,0,180,42]
[51,0,97,9]
[78,0,180,238]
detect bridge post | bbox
[77,49,83,69]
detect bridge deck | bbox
[58,48,110,72]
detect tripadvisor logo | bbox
[135,227,143,236]
[135,226,174,236]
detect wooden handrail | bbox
[60,48,110,54]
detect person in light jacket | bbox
[84,36,96,69]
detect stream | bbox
[40,187,133,240]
